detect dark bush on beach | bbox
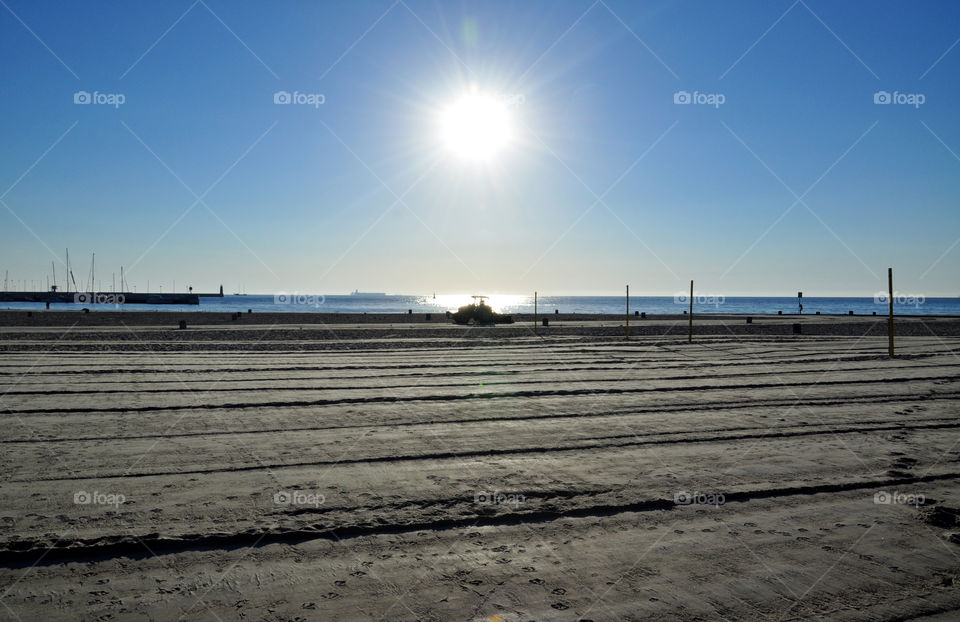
[451,300,514,325]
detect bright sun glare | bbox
[439,92,513,162]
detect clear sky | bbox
[1,0,958,296]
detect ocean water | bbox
[3,294,958,315]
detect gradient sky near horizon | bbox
[1,0,958,296]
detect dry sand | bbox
[1,312,960,620]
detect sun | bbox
[439,91,514,162]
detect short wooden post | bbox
[625,285,630,339]
[688,280,693,343]
[888,268,894,357]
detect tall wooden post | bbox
[888,268,894,357]
[688,280,693,343]
[534,291,538,334]
[625,285,630,339]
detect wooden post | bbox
[688,280,693,343]
[625,285,630,339]
[888,268,894,357]
[534,291,538,334]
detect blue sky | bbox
[1,0,958,296]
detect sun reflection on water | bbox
[429,294,530,313]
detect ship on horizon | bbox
[350,290,386,297]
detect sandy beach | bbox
[2,312,960,620]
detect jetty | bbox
[0,285,224,305]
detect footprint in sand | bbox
[529,578,545,585]
[551,602,569,610]
[893,457,918,469]
[551,588,566,595]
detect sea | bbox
[3,294,958,316]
